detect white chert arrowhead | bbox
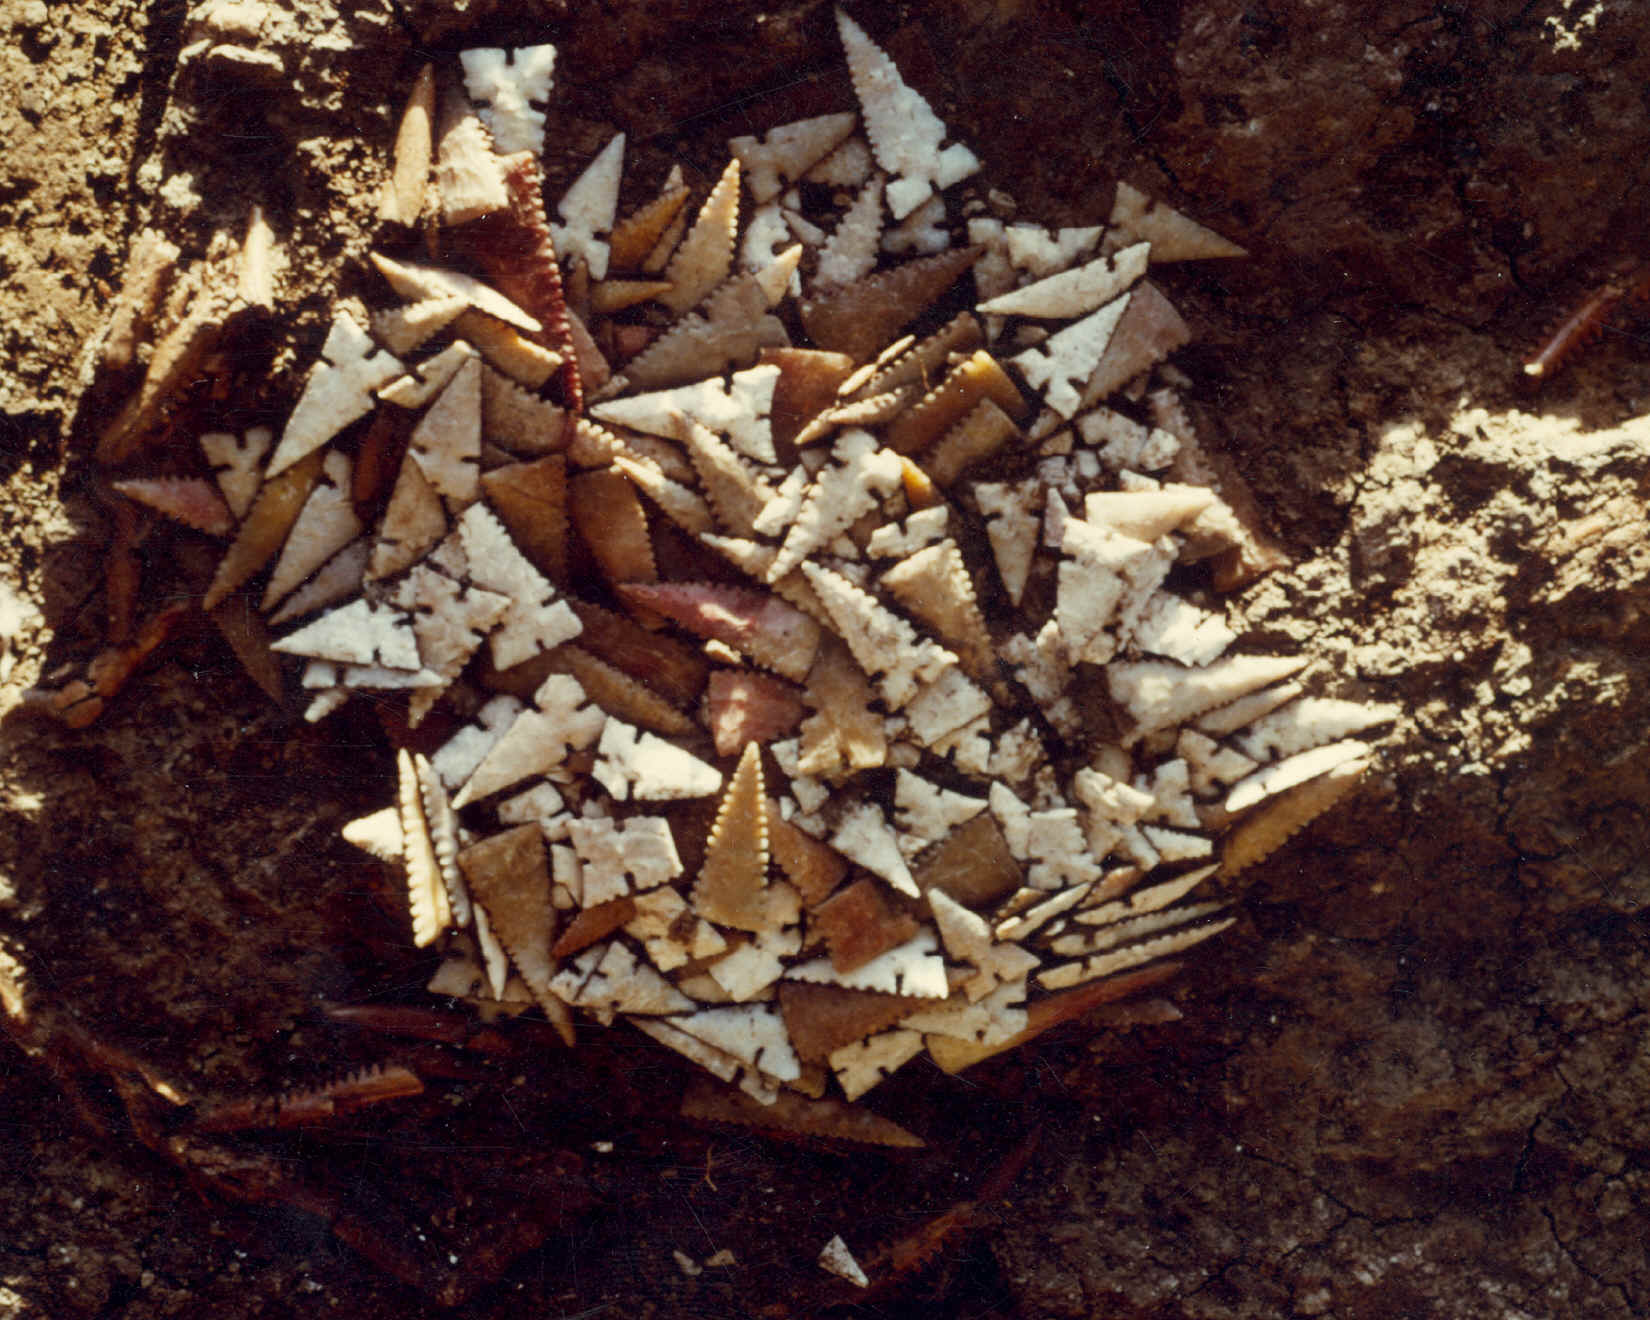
[267,312,402,476]
[459,45,557,154]
[836,9,979,218]
[551,132,624,280]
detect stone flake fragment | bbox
[371,253,541,334]
[404,352,482,503]
[627,888,727,972]
[836,9,979,218]
[610,176,690,272]
[801,245,980,363]
[1224,739,1372,815]
[707,925,801,1001]
[819,1235,869,1288]
[800,562,955,709]
[880,539,996,682]
[368,453,447,581]
[815,878,919,974]
[671,1004,800,1082]
[1131,592,1236,667]
[377,338,475,409]
[619,582,820,684]
[267,534,367,630]
[1037,917,1237,991]
[552,941,694,1017]
[622,273,788,390]
[458,824,555,1002]
[1220,756,1368,877]
[975,478,1040,606]
[1057,518,1165,665]
[902,979,1027,1045]
[435,83,508,223]
[391,562,511,724]
[380,63,436,225]
[1233,697,1401,763]
[813,175,885,290]
[112,476,233,538]
[342,806,402,863]
[926,889,1039,1002]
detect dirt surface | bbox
[3,0,1649,1316]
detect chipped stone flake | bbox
[1224,739,1373,815]
[552,941,695,1017]
[407,353,483,504]
[1131,592,1236,667]
[1110,654,1309,743]
[819,1235,869,1288]
[814,175,885,290]
[1234,697,1401,763]
[661,159,742,315]
[371,253,541,334]
[893,769,986,856]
